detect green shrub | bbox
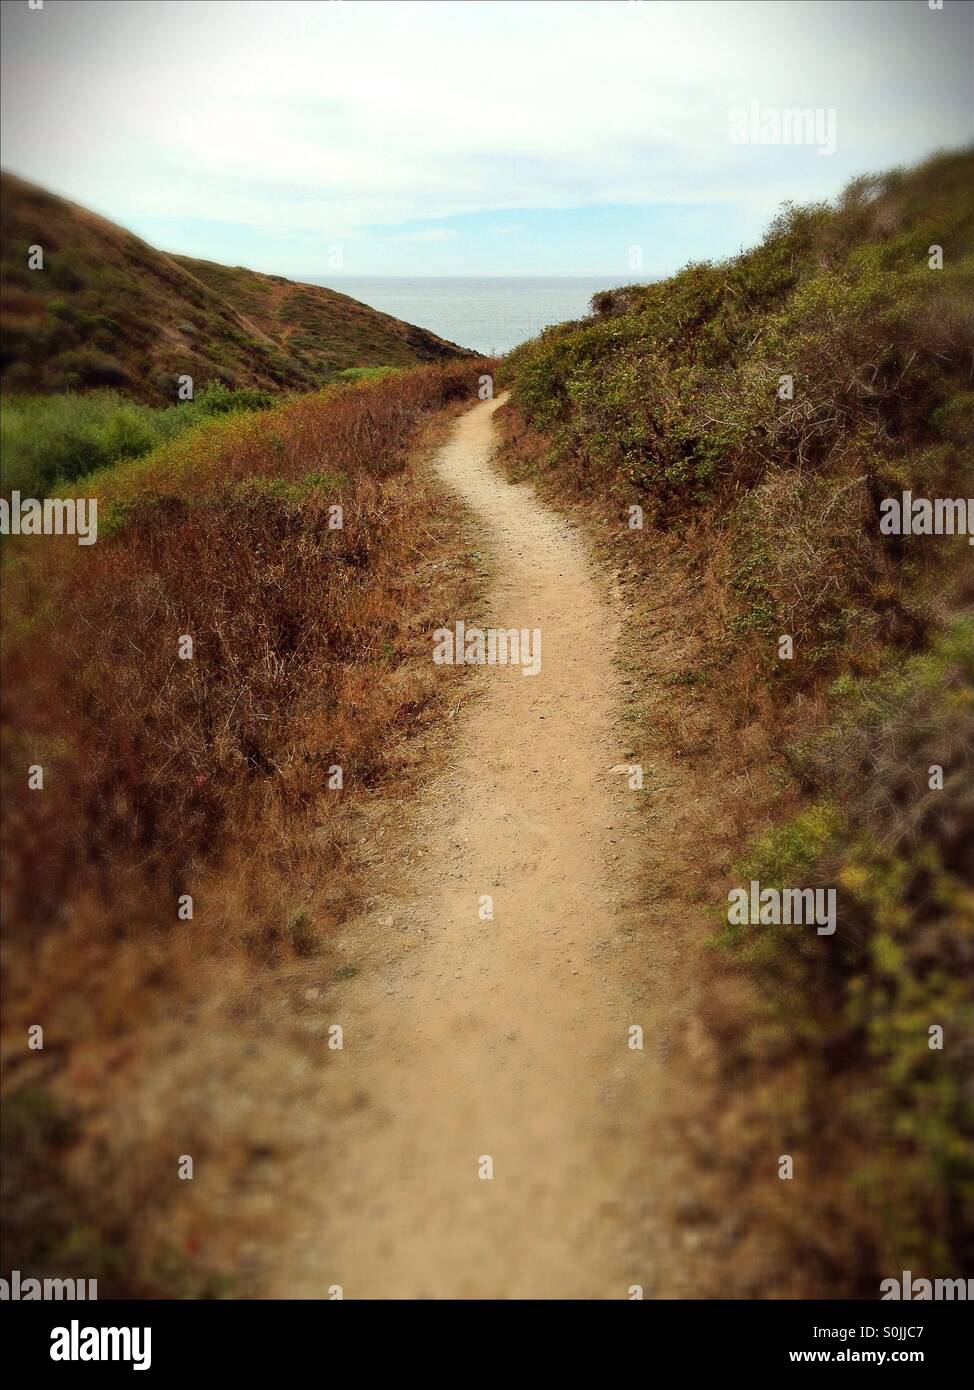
[504,149,973,516]
[724,618,974,1279]
[334,365,400,385]
[501,147,974,1290]
[0,383,278,496]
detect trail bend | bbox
[271,393,680,1299]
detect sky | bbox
[1,0,972,279]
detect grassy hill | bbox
[172,254,464,382]
[0,172,470,403]
[499,148,973,1290]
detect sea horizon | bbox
[306,273,643,354]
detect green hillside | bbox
[500,148,974,1289]
[0,171,471,404]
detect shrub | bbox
[723,619,974,1282]
[499,147,974,1292]
[0,383,281,496]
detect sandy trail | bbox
[273,394,676,1298]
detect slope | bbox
[497,147,974,1291]
[0,171,470,404]
[172,254,465,382]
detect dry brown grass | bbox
[0,361,492,1290]
[493,159,974,1284]
[496,337,974,1266]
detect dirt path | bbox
[269,394,693,1298]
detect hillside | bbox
[502,146,973,698]
[0,358,494,1294]
[2,144,970,1299]
[171,254,463,382]
[498,148,974,1290]
[0,172,470,403]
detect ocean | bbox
[306,276,637,355]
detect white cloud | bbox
[373,227,459,243]
[2,0,970,266]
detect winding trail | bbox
[274,394,685,1298]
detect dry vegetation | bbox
[0,360,492,1293]
[498,150,974,1292]
[174,255,467,382]
[1,171,470,403]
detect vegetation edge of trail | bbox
[0,359,494,1295]
[496,147,974,1293]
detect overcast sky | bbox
[2,0,971,277]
